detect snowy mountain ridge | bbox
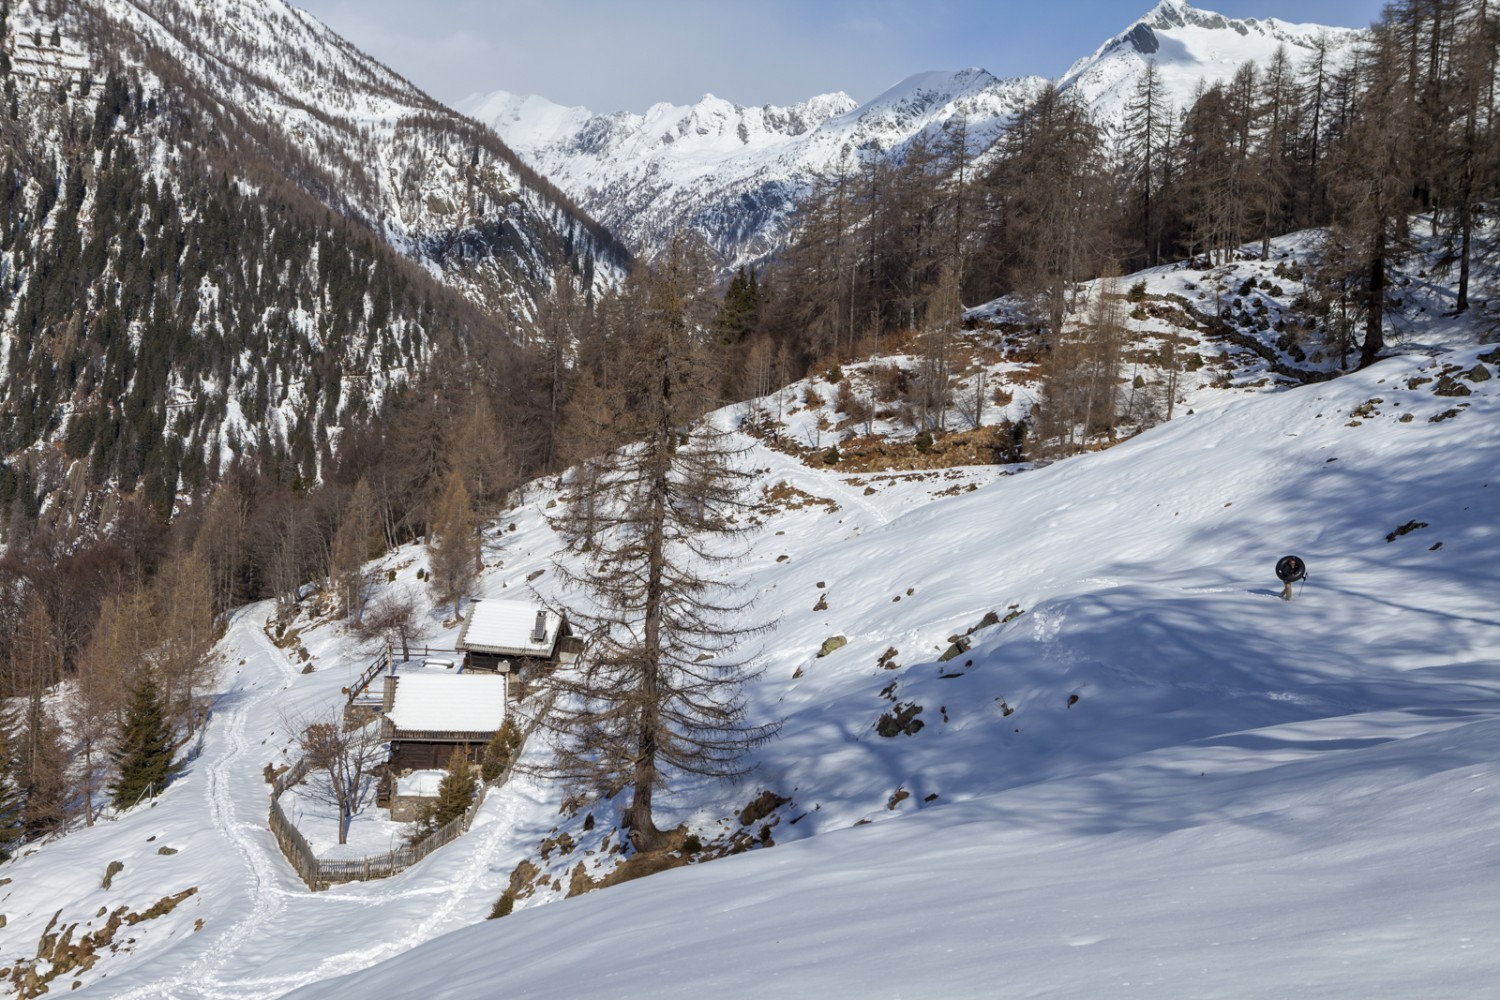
[464,68,1043,267]
[468,1,1366,267]
[1062,0,1364,129]
[84,0,623,310]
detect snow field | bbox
[288,339,1499,999]
[3,258,1497,997]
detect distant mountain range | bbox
[463,0,1365,268]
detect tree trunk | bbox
[1360,231,1386,369]
[627,369,672,855]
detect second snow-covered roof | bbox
[456,599,562,657]
[386,674,507,734]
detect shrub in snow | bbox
[738,790,789,827]
[481,720,523,783]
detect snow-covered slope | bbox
[467,1,1364,266]
[294,318,1500,998]
[2,233,1497,997]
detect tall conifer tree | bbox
[110,672,176,811]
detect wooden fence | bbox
[267,695,551,892]
[344,642,463,707]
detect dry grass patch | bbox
[761,481,841,513]
[814,426,1018,473]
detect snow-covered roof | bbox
[456,599,562,658]
[385,674,506,734]
[394,770,446,798]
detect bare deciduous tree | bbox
[154,548,219,736]
[328,477,377,623]
[1034,271,1125,456]
[356,587,427,661]
[426,471,477,619]
[294,713,387,845]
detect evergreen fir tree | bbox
[110,672,176,811]
[408,746,477,843]
[713,266,762,344]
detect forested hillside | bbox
[0,0,627,834]
[709,0,1496,389]
[0,0,627,510]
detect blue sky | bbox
[295,0,1388,113]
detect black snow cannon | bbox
[1275,555,1307,601]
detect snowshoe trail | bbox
[114,607,302,1000]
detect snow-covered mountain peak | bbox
[1139,0,1343,37]
[792,90,862,123]
[1061,1,1366,129]
[862,67,1019,119]
[1078,0,1365,73]
[474,2,1367,266]
[460,90,594,151]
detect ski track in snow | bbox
[114,608,302,1000]
[191,770,529,998]
[282,782,527,993]
[102,600,532,999]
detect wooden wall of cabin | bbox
[390,740,484,772]
[463,652,509,673]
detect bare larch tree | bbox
[547,237,780,853]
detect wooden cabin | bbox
[381,673,508,773]
[455,599,581,696]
